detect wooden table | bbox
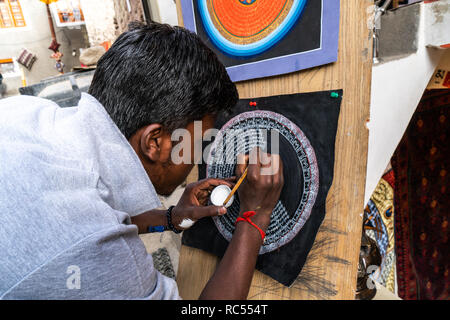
[175,0,373,300]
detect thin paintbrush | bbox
[222,167,248,206]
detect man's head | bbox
[89,22,238,195]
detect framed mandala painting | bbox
[182,90,343,286]
[180,0,340,82]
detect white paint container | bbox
[210,185,234,208]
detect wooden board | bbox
[175,0,373,300]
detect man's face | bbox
[129,115,216,196]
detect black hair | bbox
[89,21,238,139]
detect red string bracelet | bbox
[235,211,265,242]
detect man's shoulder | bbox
[0,95,61,142]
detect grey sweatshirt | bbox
[0,93,180,299]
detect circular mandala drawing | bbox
[198,0,308,56]
[207,111,319,254]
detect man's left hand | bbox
[171,178,235,230]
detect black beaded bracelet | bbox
[166,205,182,234]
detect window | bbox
[0,0,26,28]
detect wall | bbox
[113,0,145,34]
[0,0,88,95]
[80,0,146,46]
[79,0,117,46]
[147,0,178,26]
[79,0,178,49]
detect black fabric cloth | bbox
[182,90,342,286]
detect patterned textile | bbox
[364,170,396,293]
[151,248,176,280]
[392,90,449,300]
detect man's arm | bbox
[199,214,269,299]
[200,149,283,300]
[131,209,167,233]
[131,178,234,233]
[133,206,270,300]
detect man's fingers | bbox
[235,153,248,177]
[194,205,227,219]
[277,154,284,188]
[259,151,272,168]
[270,153,281,175]
[195,178,234,190]
[247,147,261,183]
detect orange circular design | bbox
[440,115,446,123]
[420,232,426,241]
[440,169,447,177]
[430,200,437,208]
[417,119,423,127]
[443,220,448,228]
[210,0,291,38]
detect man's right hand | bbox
[199,147,284,299]
[235,147,284,226]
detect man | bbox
[0,22,283,300]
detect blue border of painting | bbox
[180,0,340,83]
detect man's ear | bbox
[140,124,164,162]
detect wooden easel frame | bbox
[175,0,373,300]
